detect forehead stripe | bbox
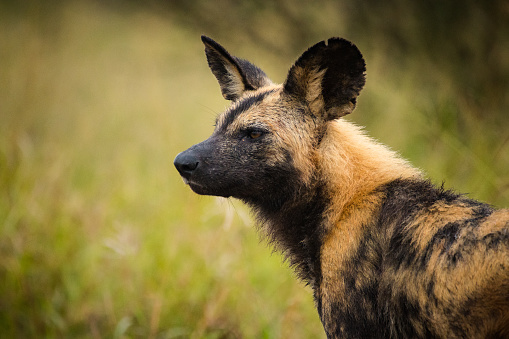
[218,89,276,129]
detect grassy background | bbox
[1,1,508,338]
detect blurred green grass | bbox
[0,2,323,338]
[0,1,508,338]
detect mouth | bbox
[180,176,206,192]
[181,176,203,189]
[179,175,231,198]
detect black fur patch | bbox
[251,180,329,289]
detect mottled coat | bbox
[174,36,509,338]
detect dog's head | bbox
[174,36,365,205]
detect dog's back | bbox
[320,177,509,338]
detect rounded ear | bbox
[201,36,272,101]
[283,38,366,121]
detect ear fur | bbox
[201,36,272,101]
[283,38,366,121]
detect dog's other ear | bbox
[283,38,366,121]
[201,36,272,101]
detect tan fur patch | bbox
[225,63,247,98]
[305,67,326,117]
[317,119,421,333]
[320,192,384,334]
[217,85,280,129]
[406,202,474,252]
[319,119,420,221]
[475,208,509,237]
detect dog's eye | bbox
[249,131,263,139]
[242,128,267,141]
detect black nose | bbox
[174,151,199,179]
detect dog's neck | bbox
[246,119,421,287]
[318,119,421,226]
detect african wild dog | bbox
[174,36,509,338]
